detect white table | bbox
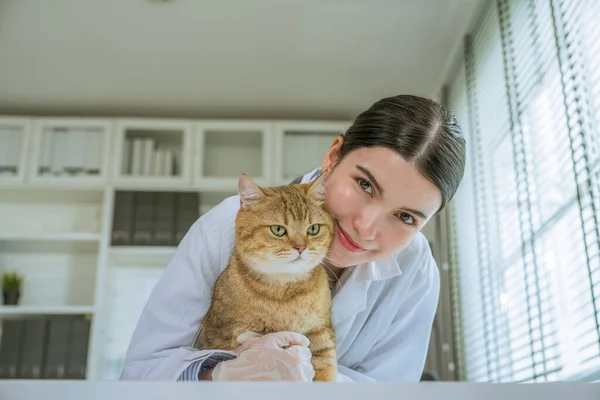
[0,381,599,400]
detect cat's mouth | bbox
[261,255,316,276]
[289,253,307,263]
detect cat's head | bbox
[234,173,334,277]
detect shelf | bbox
[29,118,111,186]
[0,305,95,317]
[0,233,101,241]
[0,186,104,199]
[0,248,98,306]
[114,119,193,187]
[274,121,350,184]
[0,117,31,186]
[193,179,238,191]
[0,233,101,253]
[109,246,176,266]
[0,188,103,250]
[199,191,237,214]
[195,121,272,189]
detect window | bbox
[447,0,600,382]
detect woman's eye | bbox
[357,178,372,194]
[270,225,286,237]
[398,213,414,225]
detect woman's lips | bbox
[336,223,365,253]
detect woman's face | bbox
[321,137,442,268]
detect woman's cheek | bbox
[382,228,415,256]
[326,182,357,216]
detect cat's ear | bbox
[238,173,264,208]
[307,172,327,203]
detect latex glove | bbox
[211,331,315,382]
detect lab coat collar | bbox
[330,257,402,326]
[354,257,402,282]
[300,167,322,184]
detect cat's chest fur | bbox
[237,280,329,335]
[209,256,333,344]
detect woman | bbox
[121,94,466,382]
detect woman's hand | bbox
[210,331,315,381]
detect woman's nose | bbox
[353,207,378,241]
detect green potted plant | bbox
[2,271,23,306]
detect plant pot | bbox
[2,290,20,306]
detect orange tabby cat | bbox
[193,173,337,381]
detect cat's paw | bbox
[236,331,263,344]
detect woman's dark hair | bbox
[339,94,466,213]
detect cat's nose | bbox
[295,245,306,254]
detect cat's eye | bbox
[270,225,286,237]
[307,224,320,235]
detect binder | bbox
[132,191,154,245]
[121,138,131,175]
[42,316,71,379]
[0,319,24,379]
[174,192,200,244]
[39,129,53,175]
[111,191,135,245]
[142,138,154,176]
[153,192,175,245]
[85,129,103,175]
[112,191,201,246]
[0,129,7,171]
[7,128,21,173]
[17,318,47,379]
[64,317,90,380]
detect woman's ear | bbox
[321,135,343,172]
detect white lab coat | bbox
[121,169,440,382]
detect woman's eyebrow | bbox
[401,207,428,221]
[356,165,384,195]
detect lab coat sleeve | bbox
[120,197,238,381]
[337,252,441,382]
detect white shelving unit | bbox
[0,115,352,381]
[113,119,193,189]
[195,121,273,190]
[196,190,237,215]
[0,306,95,317]
[273,121,350,185]
[0,117,32,187]
[29,118,112,187]
[108,246,176,266]
[0,188,103,314]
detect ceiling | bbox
[0,0,484,120]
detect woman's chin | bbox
[325,247,353,268]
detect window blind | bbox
[446,0,600,382]
[446,62,471,381]
[450,0,512,382]
[549,0,600,378]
